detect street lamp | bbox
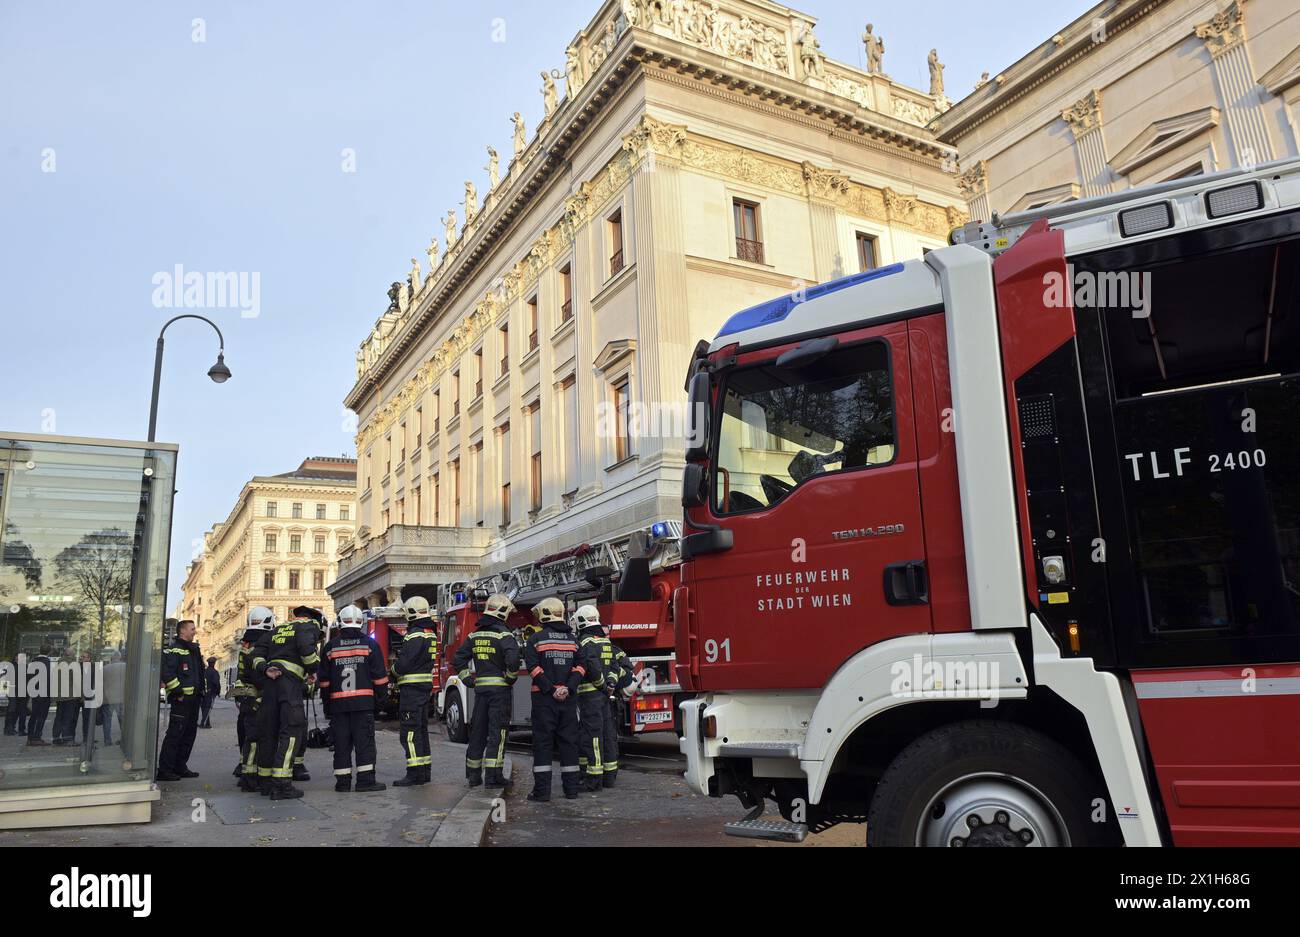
[147,314,231,441]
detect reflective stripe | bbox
[1133,677,1300,699]
[356,764,374,772]
[530,666,543,677]
[533,765,553,773]
[327,647,370,659]
[398,674,433,685]
[373,675,389,686]
[573,665,586,676]
[334,768,352,776]
[301,653,319,666]
[457,669,472,681]
[474,676,509,687]
[330,689,374,699]
[466,758,483,768]
[536,642,576,652]
[560,765,581,773]
[164,679,180,691]
[181,687,195,695]
[269,659,305,679]
[273,739,298,778]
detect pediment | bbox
[1111,107,1219,177]
[1260,44,1300,96]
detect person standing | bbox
[157,620,204,781]
[52,647,80,746]
[319,605,388,793]
[234,608,274,792]
[453,593,520,788]
[255,610,321,800]
[101,650,125,747]
[2,654,27,736]
[573,604,637,791]
[26,645,52,746]
[392,596,437,787]
[523,599,600,802]
[200,657,220,728]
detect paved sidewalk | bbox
[0,698,471,846]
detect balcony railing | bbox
[561,299,572,321]
[528,331,538,351]
[609,249,624,277]
[736,237,765,264]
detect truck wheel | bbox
[867,721,1102,847]
[444,693,469,743]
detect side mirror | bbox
[685,371,711,463]
[682,462,707,508]
[775,336,838,371]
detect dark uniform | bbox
[452,615,520,786]
[251,628,277,793]
[524,623,601,800]
[577,626,637,790]
[319,626,389,791]
[393,617,437,784]
[158,635,204,780]
[233,629,266,792]
[255,617,321,798]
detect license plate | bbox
[636,710,672,725]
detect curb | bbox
[429,758,512,847]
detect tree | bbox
[54,528,133,651]
[1,521,43,592]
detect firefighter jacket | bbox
[161,637,204,703]
[232,632,263,702]
[255,618,321,683]
[524,624,601,696]
[577,626,636,696]
[394,618,437,688]
[452,617,520,689]
[319,628,389,712]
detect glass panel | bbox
[713,341,895,514]
[0,436,174,791]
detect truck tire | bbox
[867,720,1104,847]
[444,691,469,743]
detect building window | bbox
[315,503,326,520]
[451,459,461,525]
[399,424,406,463]
[498,422,511,528]
[432,474,441,526]
[432,392,440,435]
[530,402,542,512]
[563,376,578,493]
[473,441,484,526]
[608,209,624,277]
[856,232,878,272]
[612,379,631,463]
[415,408,422,449]
[290,534,302,553]
[414,486,422,523]
[266,501,277,518]
[292,502,303,519]
[263,570,275,590]
[527,296,539,351]
[381,507,389,528]
[385,438,391,475]
[339,505,349,521]
[397,497,405,524]
[339,532,351,548]
[734,198,763,264]
[474,349,483,398]
[559,265,573,323]
[452,371,461,416]
[499,323,510,376]
[314,535,325,554]
[289,569,301,591]
[265,533,277,552]
[313,570,325,591]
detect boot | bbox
[293,764,311,782]
[602,770,618,789]
[584,775,602,793]
[270,780,304,800]
[466,766,483,787]
[238,774,260,793]
[259,776,274,796]
[527,772,552,802]
[354,771,387,793]
[420,765,433,783]
[392,769,426,787]
[233,763,243,777]
[334,775,352,793]
[484,769,506,789]
[562,772,582,800]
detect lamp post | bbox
[147,314,231,442]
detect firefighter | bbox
[393,595,437,787]
[157,619,204,782]
[453,592,520,788]
[574,604,637,791]
[523,597,601,801]
[255,610,322,800]
[319,605,388,793]
[234,607,275,793]
[290,606,326,782]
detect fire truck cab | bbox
[677,157,1300,846]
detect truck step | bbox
[724,806,808,843]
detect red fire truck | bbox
[676,157,1300,846]
[433,522,685,742]
[363,605,411,716]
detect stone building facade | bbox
[935,0,1300,220]
[331,0,968,610]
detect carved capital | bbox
[956,160,987,198]
[1195,0,1247,58]
[1061,89,1103,139]
[801,161,851,202]
[621,114,687,164]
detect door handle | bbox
[884,560,929,606]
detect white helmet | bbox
[247,606,275,631]
[483,593,515,622]
[533,597,565,624]
[337,605,365,628]
[571,604,602,630]
[404,595,431,622]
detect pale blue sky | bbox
[0,0,1091,610]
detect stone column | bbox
[957,161,991,223]
[625,115,692,468]
[1195,0,1274,165]
[803,162,849,283]
[1061,90,1111,197]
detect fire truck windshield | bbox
[712,339,895,514]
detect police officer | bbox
[523,597,601,802]
[393,595,437,787]
[157,619,204,782]
[235,607,275,793]
[574,605,637,791]
[453,592,520,788]
[319,605,388,793]
[255,610,322,800]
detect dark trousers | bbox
[53,700,81,744]
[466,687,510,780]
[331,709,378,776]
[4,696,27,734]
[26,697,50,741]
[237,699,260,774]
[397,684,431,773]
[578,690,619,781]
[265,676,306,780]
[530,693,580,796]
[200,696,213,727]
[158,696,199,774]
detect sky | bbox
[0,0,1093,611]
